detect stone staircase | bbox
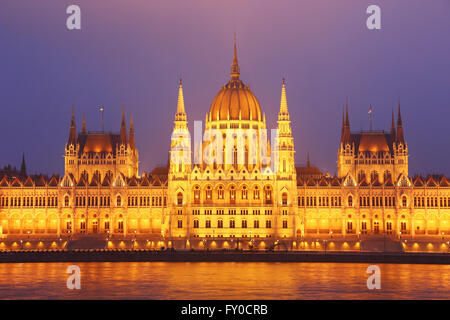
[65,234,107,250]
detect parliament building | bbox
[0,41,449,251]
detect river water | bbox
[0,262,448,299]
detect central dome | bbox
[208,40,262,122]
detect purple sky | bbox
[1,0,449,176]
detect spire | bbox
[129,112,135,150]
[82,112,86,134]
[120,105,127,145]
[68,105,77,145]
[306,152,310,168]
[230,34,240,80]
[391,108,396,136]
[20,153,27,177]
[341,101,351,145]
[279,78,288,115]
[396,101,405,144]
[175,79,187,121]
[345,102,350,127]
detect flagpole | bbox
[99,106,104,132]
[368,105,373,131]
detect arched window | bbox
[177,192,183,206]
[64,195,69,207]
[253,186,260,200]
[402,195,407,207]
[264,186,272,204]
[241,186,248,200]
[230,186,236,203]
[383,170,392,182]
[116,195,122,206]
[217,185,224,199]
[348,195,353,207]
[282,192,288,205]
[193,186,200,204]
[205,186,212,202]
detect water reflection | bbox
[0,262,448,299]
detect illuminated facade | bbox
[0,41,449,250]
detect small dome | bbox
[209,79,262,121]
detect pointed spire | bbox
[306,152,310,168]
[396,101,405,144]
[397,101,403,126]
[20,153,27,177]
[230,33,240,80]
[129,112,135,150]
[391,108,396,136]
[175,79,187,122]
[68,105,77,145]
[341,101,351,145]
[279,78,288,115]
[120,105,127,145]
[345,101,350,127]
[82,112,86,134]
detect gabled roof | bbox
[318,177,328,186]
[372,178,382,187]
[48,175,59,186]
[0,176,8,187]
[89,177,99,187]
[35,176,46,187]
[440,176,450,187]
[359,177,369,187]
[24,176,34,187]
[77,177,87,187]
[306,177,316,186]
[140,176,150,186]
[413,176,424,187]
[128,176,138,187]
[426,176,438,187]
[11,177,22,187]
[330,177,341,186]
[102,176,112,187]
[384,177,394,186]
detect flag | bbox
[368,105,373,114]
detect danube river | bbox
[0,262,448,299]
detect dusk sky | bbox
[1,0,449,176]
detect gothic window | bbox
[205,186,212,202]
[193,186,200,204]
[230,186,236,203]
[177,220,183,228]
[217,185,224,199]
[282,192,288,205]
[264,186,272,204]
[253,186,260,200]
[116,195,122,206]
[402,195,407,207]
[230,220,235,228]
[347,195,353,207]
[193,220,199,228]
[241,186,248,199]
[64,195,69,207]
[177,192,183,206]
[282,220,288,229]
[217,220,223,228]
